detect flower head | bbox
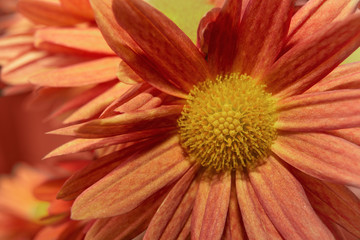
[43,0,360,239]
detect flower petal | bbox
[249,156,334,239]
[29,57,118,87]
[17,0,89,26]
[292,169,360,238]
[90,0,188,98]
[272,133,360,187]
[56,138,163,200]
[112,0,209,91]
[71,135,191,219]
[276,90,360,131]
[84,187,169,240]
[233,0,292,78]
[144,164,199,240]
[328,128,360,145]
[192,170,231,240]
[235,172,282,240]
[264,14,360,97]
[34,28,115,56]
[306,62,360,92]
[287,0,359,47]
[59,0,94,20]
[206,0,241,75]
[51,105,181,138]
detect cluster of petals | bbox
[1,0,360,239]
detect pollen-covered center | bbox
[178,74,278,171]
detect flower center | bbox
[178,73,278,171]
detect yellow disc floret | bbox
[178,73,278,171]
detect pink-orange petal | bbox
[63,82,132,124]
[272,133,360,187]
[328,128,360,145]
[292,169,360,238]
[29,57,118,87]
[306,62,360,92]
[17,0,89,26]
[59,0,94,20]
[235,172,282,240]
[84,187,170,240]
[233,0,292,78]
[144,164,199,240]
[192,170,231,240]
[34,28,115,56]
[112,0,209,92]
[71,135,191,219]
[249,156,333,239]
[287,0,359,48]
[206,0,241,75]
[276,89,360,131]
[90,0,187,98]
[51,105,181,138]
[56,138,162,201]
[264,14,360,97]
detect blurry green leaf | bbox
[147,0,214,42]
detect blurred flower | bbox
[42,0,360,239]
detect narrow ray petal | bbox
[29,57,118,87]
[306,62,360,92]
[56,138,161,200]
[272,133,360,187]
[192,170,231,240]
[287,0,359,47]
[144,164,200,240]
[90,0,188,98]
[206,0,241,75]
[328,128,360,145]
[233,0,292,78]
[264,14,360,97]
[249,156,334,239]
[34,28,115,56]
[51,105,182,138]
[59,0,94,20]
[71,136,191,219]
[17,0,88,26]
[112,0,209,91]
[84,187,169,240]
[235,172,282,240]
[276,90,360,131]
[292,169,360,238]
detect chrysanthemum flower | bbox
[47,0,360,239]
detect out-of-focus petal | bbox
[59,0,94,20]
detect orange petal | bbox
[287,0,359,47]
[34,28,115,56]
[249,156,333,239]
[233,0,292,78]
[292,169,360,238]
[328,128,360,145]
[56,137,163,200]
[51,105,181,138]
[117,60,144,84]
[84,187,170,240]
[223,179,247,240]
[112,0,209,92]
[272,133,360,187]
[63,82,132,124]
[276,90,360,131]
[45,127,174,158]
[192,170,231,240]
[144,164,200,240]
[197,8,221,57]
[264,14,360,97]
[90,0,187,98]
[29,57,118,87]
[17,0,89,26]
[235,172,282,240]
[59,0,94,20]
[306,62,360,92]
[71,135,191,219]
[33,178,66,201]
[206,0,241,75]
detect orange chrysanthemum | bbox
[45,0,360,239]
